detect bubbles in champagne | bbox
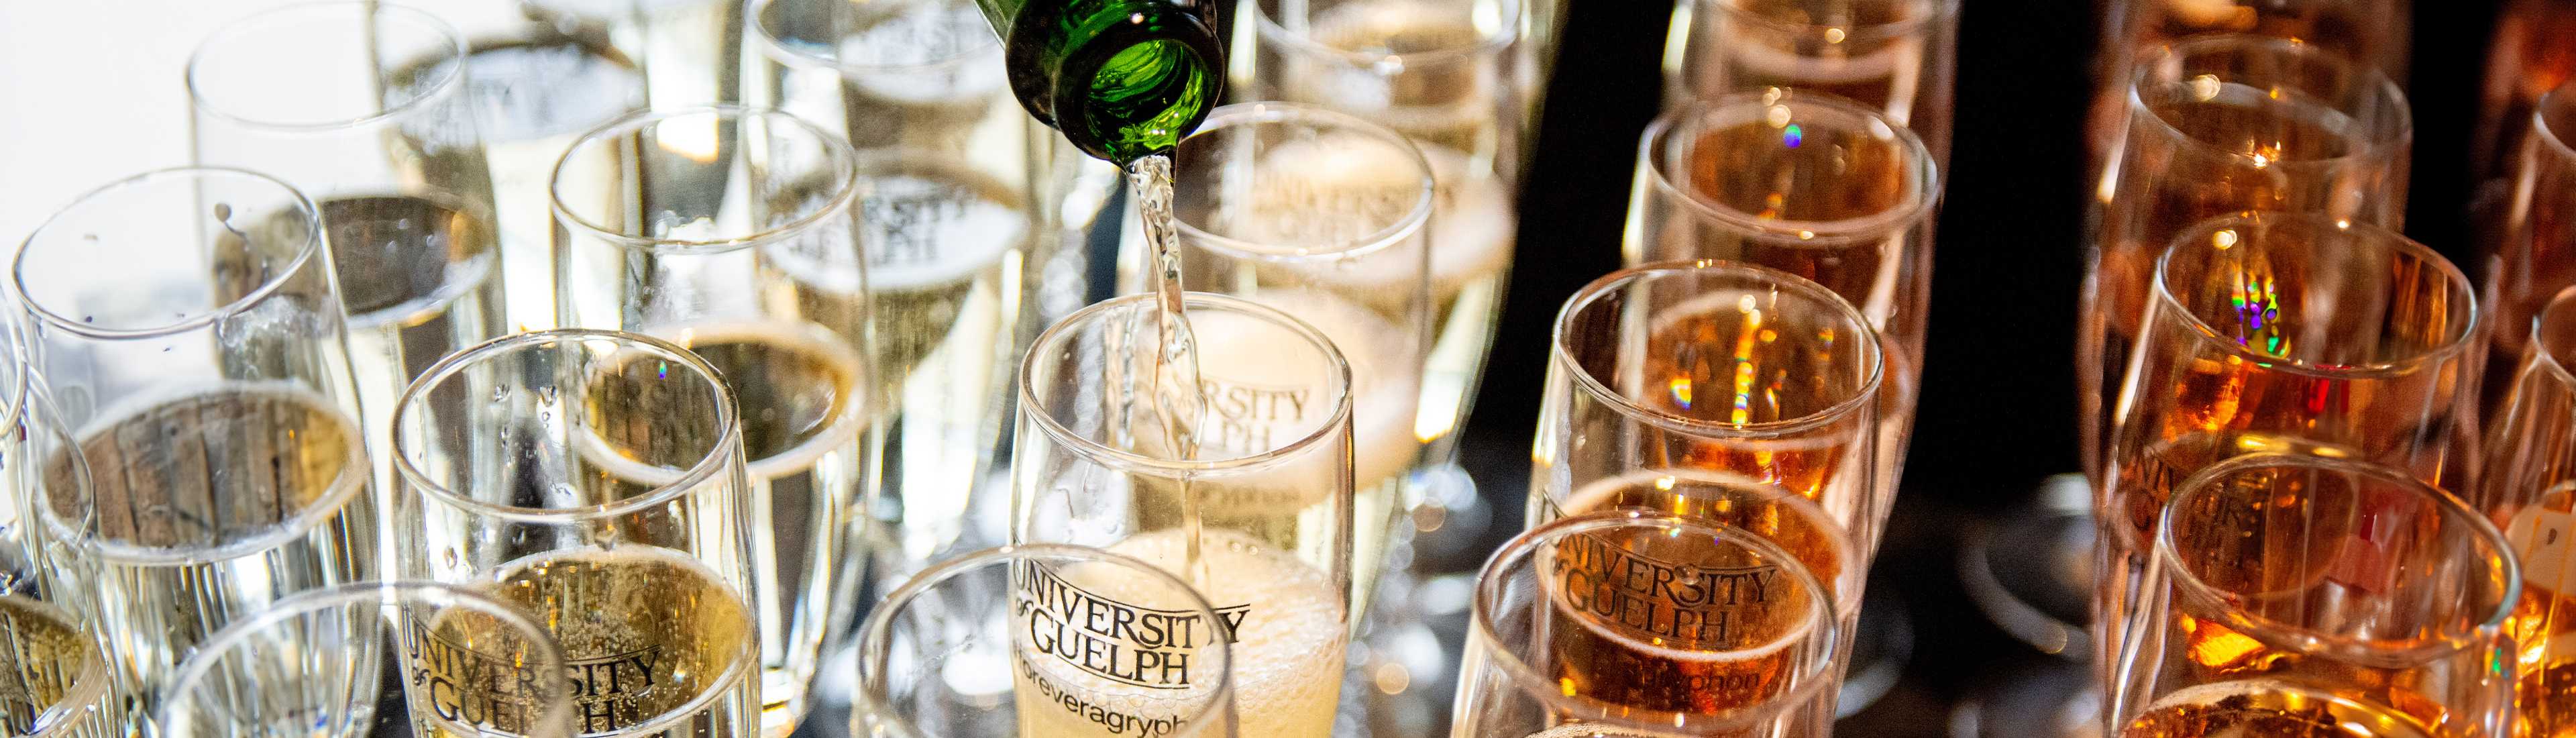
[1106,529,1346,738]
[2121,680,2438,738]
[0,597,99,736]
[1521,725,1690,738]
[42,384,366,557]
[1291,0,1507,156]
[485,546,755,736]
[648,322,867,472]
[1012,557,1232,737]
[1554,469,1855,609]
[1534,494,1833,715]
[1185,289,1416,489]
[316,196,498,332]
[828,1,1008,108]
[1193,133,1425,251]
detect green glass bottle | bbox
[972,0,1227,164]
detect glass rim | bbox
[547,105,861,253]
[1171,102,1437,264]
[0,327,32,436]
[38,380,369,564]
[1548,467,1866,618]
[2125,35,2413,173]
[15,166,325,340]
[2527,285,2576,391]
[156,581,577,738]
[0,595,111,738]
[1697,0,1960,44]
[1467,509,1843,729]
[2534,83,2576,166]
[747,0,1001,74]
[2151,211,2480,378]
[1641,91,1941,246]
[1550,259,1886,437]
[184,1,467,132]
[390,329,747,523]
[1018,292,1356,474]
[2157,453,2521,662]
[856,543,1237,738]
[1251,0,1521,69]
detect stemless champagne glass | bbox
[1015,293,1357,738]
[1531,260,1886,556]
[551,106,867,735]
[2472,285,2576,730]
[1627,91,1939,506]
[15,168,376,731]
[749,0,1116,564]
[188,2,511,458]
[156,582,576,738]
[1140,102,1432,619]
[0,336,113,738]
[855,544,1239,737]
[1662,0,1960,167]
[2107,455,2516,737]
[2097,211,2479,699]
[2078,35,2412,479]
[1451,511,1843,737]
[1246,0,1524,482]
[391,329,760,738]
[2482,85,2576,413]
[405,0,654,332]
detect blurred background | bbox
[0,0,2514,733]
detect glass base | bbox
[1960,474,2094,657]
[1403,463,1499,576]
[1837,588,1915,718]
[1949,657,2102,738]
[1342,568,1477,737]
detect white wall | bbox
[0,1,294,247]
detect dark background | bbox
[1444,0,2508,731]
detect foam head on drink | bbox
[1015,528,1344,738]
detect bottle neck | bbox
[984,0,1227,164]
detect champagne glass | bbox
[155,582,576,738]
[1627,91,1939,511]
[1531,260,1885,555]
[390,329,760,738]
[512,0,744,110]
[1251,0,1527,178]
[1133,102,1432,623]
[1450,510,1843,736]
[2089,0,2410,168]
[1014,293,1356,738]
[0,333,112,738]
[14,168,376,733]
[2481,84,2576,414]
[749,0,1116,564]
[402,0,654,332]
[2472,284,2576,731]
[2107,454,2516,737]
[854,544,1238,737]
[1663,0,1960,167]
[187,4,511,497]
[1243,0,1528,592]
[2097,211,2479,706]
[550,105,868,735]
[2078,35,2412,479]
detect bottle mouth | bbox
[1054,10,1227,163]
